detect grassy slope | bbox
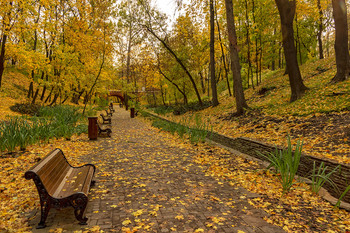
[165,57,350,164]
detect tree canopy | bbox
[0,0,348,111]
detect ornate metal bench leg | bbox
[37,200,51,229]
[72,196,88,225]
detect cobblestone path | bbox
[30,108,284,233]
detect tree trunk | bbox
[158,65,188,104]
[61,94,69,104]
[41,85,46,101]
[224,0,249,115]
[199,71,206,94]
[126,20,132,83]
[160,84,166,105]
[215,6,231,96]
[49,93,59,106]
[31,87,40,105]
[317,0,324,59]
[275,0,308,102]
[44,86,54,103]
[331,0,349,83]
[0,33,7,89]
[244,0,253,89]
[28,82,34,98]
[210,0,219,106]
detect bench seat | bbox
[25,149,95,228]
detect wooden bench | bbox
[25,149,96,229]
[98,122,112,137]
[105,109,113,117]
[100,113,111,124]
[109,103,115,113]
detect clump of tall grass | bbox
[310,161,340,194]
[0,105,87,153]
[37,105,83,139]
[261,137,302,194]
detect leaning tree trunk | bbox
[158,65,188,105]
[275,0,308,102]
[224,0,248,115]
[31,87,40,105]
[331,0,349,83]
[145,27,203,106]
[216,17,231,96]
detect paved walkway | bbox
[29,108,284,232]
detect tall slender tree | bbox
[224,0,248,115]
[316,0,324,59]
[331,0,349,83]
[275,0,308,102]
[210,0,219,106]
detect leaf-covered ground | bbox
[163,57,350,164]
[2,108,349,233]
[0,71,33,121]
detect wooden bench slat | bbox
[81,166,95,195]
[52,167,74,198]
[39,158,70,196]
[28,149,61,172]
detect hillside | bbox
[1,57,349,164]
[0,71,32,120]
[150,57,350,164]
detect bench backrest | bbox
[25,149,71,196]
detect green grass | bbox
[151,115,209,144]
[260,137,303,193]
[246,57,350,116]
[310,162,340,194]
[0,105,88,153]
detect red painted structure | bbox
[108,90,124,103]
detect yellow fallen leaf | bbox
[194,228,204,232]
[122,219,132,226]
[132,209,143,217]
[175,215,184,220]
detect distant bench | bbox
[98,122,112,137]
[100,113,111,124]
[25,149,96,228]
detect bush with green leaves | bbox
[261,137,302,193]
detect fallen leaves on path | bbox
[1,110,350,233]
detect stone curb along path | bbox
[29,108,284,233]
